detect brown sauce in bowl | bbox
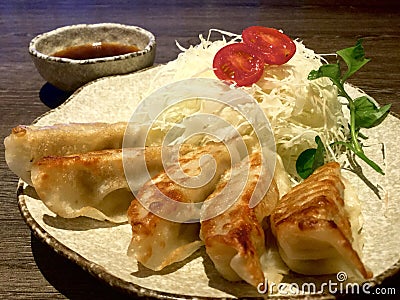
[52,42,140,60]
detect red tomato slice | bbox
[242,26,296,65]
[213,43,264,87]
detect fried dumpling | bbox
[200,152,279,287]
[31,146,187,223]
[127,144,232,271]
[4,122,133,185]
[270,162,372,279]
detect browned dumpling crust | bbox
[271,162,372,279]
[200,152,279,287]
[127,144,232,271]
[31,146,177,223]
[5,122,128,185]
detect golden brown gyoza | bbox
[270,162,372,279]
[200,152,279,287]
[31,145,194,223]
[4,122,128,185]
[127,144,232,271]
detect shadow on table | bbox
[42,214,124,231]
[130,249,203,278]
[31,234,133,300]
[39,83,72,109]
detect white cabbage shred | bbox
[145,29,349,183]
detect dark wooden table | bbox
[1,1,399,299]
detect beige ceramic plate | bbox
[17,65,400,299]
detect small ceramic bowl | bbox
[29,23,156,91]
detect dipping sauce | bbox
[52,42,140,60]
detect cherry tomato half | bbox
[213,43,265,87]
[242,26,296,65]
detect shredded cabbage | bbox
[144,29,349,183]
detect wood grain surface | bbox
[0,1,399,299]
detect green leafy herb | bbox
[354,96,391,129]
[298,40,391,178]
[337,40,370,83]
[296,136,326,179]
[309,64,342,88]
